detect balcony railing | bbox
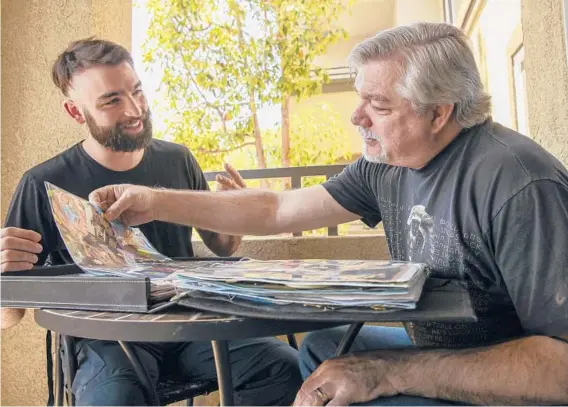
[326,66,355,82]
[204,164,347,236]
[322,66,355,93]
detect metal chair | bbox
[51,333,299,406]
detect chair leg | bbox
[286,334,298,350]
[185,398,194,406]
[211,340,234,406]
[62,335,77,406]
[335,323,364,356]
[118,341,161,406]
[54,334,64,407]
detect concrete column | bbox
[1,0,132,404]
[522,0,568,165]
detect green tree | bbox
[269,0,349,167]
[144,0,271,170]
[228,102,352,177]
[143,0,353,173]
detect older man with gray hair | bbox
[89,22,568,405]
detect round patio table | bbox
[35,307,342,406]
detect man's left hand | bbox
[216,163,246,191]
[293,354,399,406]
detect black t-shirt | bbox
[4,139,209,266]
[323,119,568,348]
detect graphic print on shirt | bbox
[406,205,435,264]
[379,197,484,280]
[379,197,518,347]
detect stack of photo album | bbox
[43,182,429,312]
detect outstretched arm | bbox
[90,184,360,236]
[196,163,246,256]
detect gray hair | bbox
[349,22,491,128]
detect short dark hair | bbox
[52,37,134,96]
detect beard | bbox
[85,109,153,152]
[359,127,387,164]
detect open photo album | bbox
[43,182,430,311]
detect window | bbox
[443,0,485,31]
[444,0,471,26]
[511,46,530,136]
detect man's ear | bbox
[63,100,86,124]
[431,103,454,134]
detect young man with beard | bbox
[0,39,301,406]
[88,23,568,406]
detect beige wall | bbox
[1,1,132,404]
[194,235,391,260]
[315,0,396,69]
[521,0,568,165]
[394,0,444,25]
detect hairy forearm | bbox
[154,188,282,236]
[384,336,568,405]
[1,308,26,329]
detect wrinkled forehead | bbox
[353,59,403,96]
[68,62,140,102]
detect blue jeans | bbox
[299,325,462,406]
[63,337,301,406]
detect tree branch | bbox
[195,141,255,154]
[172,13,212,34]
[184,66,228,132]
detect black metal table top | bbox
[34,307,341,342]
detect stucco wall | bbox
[521,0,568,165]
[194,235,390,260]
[1,1,132,404]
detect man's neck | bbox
[405,121,465,169]
[82,137,145,172]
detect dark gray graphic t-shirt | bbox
[323,119,568,348]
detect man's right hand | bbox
[0,227,42,272]
[89,184,158,226]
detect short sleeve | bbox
[184,148,210,192]
[322,158,382,227]
[490,179,568,337]
[3,173,58,266]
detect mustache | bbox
[358,127,379,140]
[119,111,149,128]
